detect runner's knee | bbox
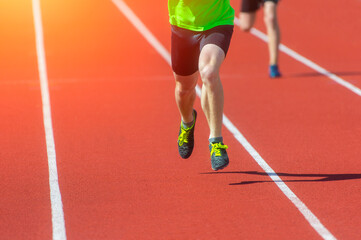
[239,15,254,32]
[175,84,194,98]
[199,63,219,88]
[174,74,197,97]
[239,21,252,32]
[239,12,255,32]
[263,13,276,28]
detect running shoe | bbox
[269,64,281,78]
[177,110,197,159]
[209,142,229,171]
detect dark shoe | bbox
[177,110,197,159]
[209,142,229,171]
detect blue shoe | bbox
[269,64,281,78]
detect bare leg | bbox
[174,71,198,123]
[239,11,256,32]
[198,44,226,138]
[263,1,280,66]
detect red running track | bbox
[0,0,361,239]
[0,1,52,239]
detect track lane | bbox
[40,0,329,239]
[0,1,53,239]
[124,0,361,239]
[117,1,340,240]
[226,1,361,239]
[1,0,359,239]
[38,0,361,239]
[240,0,361,88]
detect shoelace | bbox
[178,128,191,146]
[211,143,228,156]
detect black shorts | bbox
[241,0,279,13]
[171,25,234,76]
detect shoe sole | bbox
[212,161,229,171]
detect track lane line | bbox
[111,0,337,239]
[32,0,67,239]
[233,18,361,97]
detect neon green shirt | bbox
[168,0,234,31]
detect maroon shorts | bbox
[241,0,279,13]
[171,25,234,76]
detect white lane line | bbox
[112,1,337,239]
[32,0,67,239]
[233,17,361,97]
[111,0,171,65]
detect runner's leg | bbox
[263,1,280,66]
[239,12,256,31]
[199,44,225,138]
[174,72,198,123]
[239,0,259,31]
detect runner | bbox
[239,0,282,78]
[168,0,234,170]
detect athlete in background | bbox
[168,0,234,170]
[239,0,282,78]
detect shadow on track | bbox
[287,71,361,78]
[200,171,361,185]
